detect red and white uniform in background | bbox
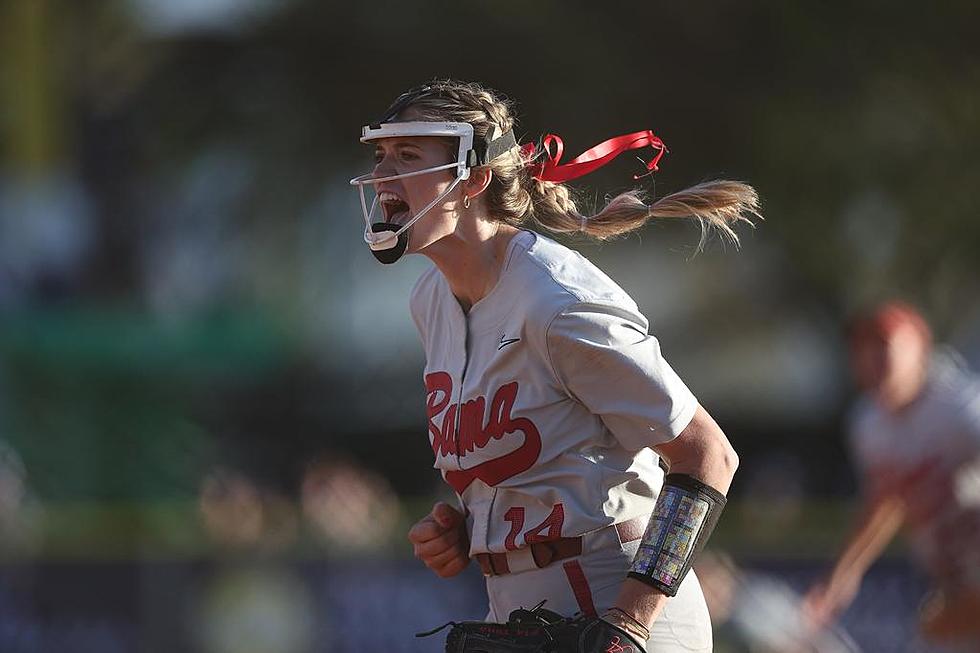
[848,356,980,587]
[411,230,712,651]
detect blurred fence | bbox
[0,556,927,653]
[0,493,934,652]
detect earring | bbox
[463,195,471,209]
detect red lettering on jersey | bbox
[443,470,469,493]
[440,403,458,457]
[426,372,452,456]
[424,373,542,494]
[458,396,487,454]
[503,507,525,551]
[524,503,565,544]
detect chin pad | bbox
[370,223,409,264]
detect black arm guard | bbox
[627,473,727,597]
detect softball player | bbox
[804,302,980,650]
[350,80,760,652]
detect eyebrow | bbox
[375,140,422,151]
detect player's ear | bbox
[464,167,493,200]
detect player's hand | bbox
[408,502,470,578]
[801,575,858,630]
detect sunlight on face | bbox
[370,133,463,255]
[851,322,929,410]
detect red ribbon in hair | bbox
[524,130,668,183]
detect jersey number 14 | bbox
[503,503,565,551]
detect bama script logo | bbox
[425,371,542,493]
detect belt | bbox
[474,515,648,577]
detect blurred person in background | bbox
[193,467,315,653]
[353,80,758,652]
[199,467,267,547]
[300,455,400,553]
[804,302,980,650]
[198,466,298,551]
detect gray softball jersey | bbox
[410,230,699,556]
[848,360,980,580]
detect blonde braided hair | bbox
[385,80,760,247]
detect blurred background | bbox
[1,1,979,651]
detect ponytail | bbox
[529,179,761,249]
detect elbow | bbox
[726,444,740,478]
[719,436,739,484]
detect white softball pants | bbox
[483,528,712,652]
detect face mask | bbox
[350,120,516,264]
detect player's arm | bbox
[803,474,905,625]
[544,303,737,640]
[608,405,738,637]
[651,404,738,494]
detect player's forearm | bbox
[828,495,905,586]
[612,406,737,631]
[611,577,670,634]
[611,480,734,631]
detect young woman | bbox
[350,80,759,652]
[804,302,980,649]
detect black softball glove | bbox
[417,603,646,653]
[552,615,646,653]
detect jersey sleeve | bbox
[545,301,698,450]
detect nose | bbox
[372,152,398,180]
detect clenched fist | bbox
[408,502,470,578]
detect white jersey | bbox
[848,357,980,582]
[410,230,698,556]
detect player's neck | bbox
[425,221,519,314]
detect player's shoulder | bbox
[929,350,980,400]
[512,231,640,317]
[928,352,980,431]
[409,262,440,304]
[408,263,443,330]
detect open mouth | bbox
[378,191,411,225]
